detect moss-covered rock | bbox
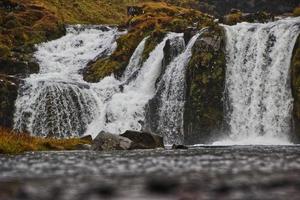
[291,35,300,141]
[184,26,226,144]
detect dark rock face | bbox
[291,35,300,141]
[197,0,299,17]
[120,130,164,149]
[0,75,19,128]
[184,26,226,144]
[92,131,133,151]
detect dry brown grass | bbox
[0,128,91,154]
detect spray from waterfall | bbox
[214,17,300,145]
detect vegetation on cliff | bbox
[83,2,215,82]
[0,128,91,154]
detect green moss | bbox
[293,7,300,17]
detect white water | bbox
[154,30,205,144]
[86,33,183,137]
[214,17,300,145]
[14,26,121,137]
[14,26,189,140]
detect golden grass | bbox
[0,128,91,154]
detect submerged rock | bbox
[120,130,164,149]
[92,131,133,151]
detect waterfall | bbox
[215,17,300,145]
[146,30,206,145]
[14,24,193,140]
[86,33,184,136]
[14,25,121,137]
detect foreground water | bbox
[1,146,300,200]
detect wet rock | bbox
[291,35,300,141]
[172,144,189,149]
[184,26,226,144]
[121,130,164,149]
[92,131,133,151]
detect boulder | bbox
[120,130,164,149]
[91,131,133,151]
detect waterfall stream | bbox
[215,17,300,145]
[13,25,200,143]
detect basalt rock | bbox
[92,131,133,151]
[184,26,226,144]
[120,130,164,149]
[291,35,300,141]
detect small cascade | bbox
[86,33,184,136]
[122,36,149,81]
[216,17,300,145]
[146,30,205,145]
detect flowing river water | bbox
[1,146,300,200]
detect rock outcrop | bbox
[92,131,133,151]
[291,35,300,141]
[120,130,164,149]
[184,26,226,144]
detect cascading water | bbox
[14,25,121,137]
[215,17,300,145]
[14,23,197,142]
[86,33,184,136]
[146,30,205,145]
